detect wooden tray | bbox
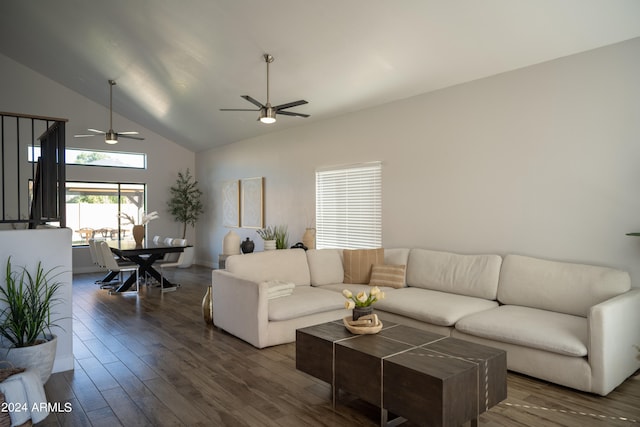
[343,314,383,334]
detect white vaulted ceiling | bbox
[1,1,639,152]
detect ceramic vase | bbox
[352,306,373,321]
[202,285,213,325]
[132,225,145,246]
[263,239,276,251]
[302,228,316,250]
[241,237,255,253]
[223,230,241,255]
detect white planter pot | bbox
[263,240,276,251]
[1,334,57,384]
[179,246,195,268]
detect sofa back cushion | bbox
[225,249,311,286]
[307,249,344,286]
[406,248,502,300]
[343,248,384,284]
[498,254,631,317]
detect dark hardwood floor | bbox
[36,266,640,426]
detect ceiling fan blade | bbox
[274,100,308,111]
[220,108,260,112]
[87,128,106,134]
[118,131,140,135]
[74,134,96,138]
[119,134,145,140]
[241,95,265,108]
[277,111,310,118]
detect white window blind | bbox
[315,162,382,249]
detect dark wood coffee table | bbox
[296,320,507,426]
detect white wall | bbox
[0,228,73,374]
[0,53,197,271]
[196,37,640,287]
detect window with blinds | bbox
[315,162,382,249]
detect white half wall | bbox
[0,228,74,374]
[196,37,640,287]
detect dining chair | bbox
[88,238,99,266]
[161,237,180,263]
[97,241,140,294]
[159,238,189,292]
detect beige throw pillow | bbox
[343,248,384,284]
[369,264,407,288]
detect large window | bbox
[29,146,146,169]
[66,182,146,246]
[315,162,382,249]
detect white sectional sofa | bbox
[211,247,640,395]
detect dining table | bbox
[107,240,190,293]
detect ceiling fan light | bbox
[259,107,276,124]
[105,131,118,144]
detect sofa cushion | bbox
[406,248,501,300]
[225,249,311,285]
[374,287,498,327]
[455,305,588,357]
[384,248,410,266]
[306,249,344,286]
[369,264,406,288]
[498,254,631,317]
[343,248,384,284]
[382,248,410,286]
[268,286,345,321]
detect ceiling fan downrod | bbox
[106,80,118,143]
[262,54,276,123]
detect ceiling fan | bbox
[74,79,144,144]
[221,54,310,124]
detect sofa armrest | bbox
[212,270,269,348]
[589,288,640,395]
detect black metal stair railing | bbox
[0,111,67,228]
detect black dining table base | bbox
[113,252,178,293]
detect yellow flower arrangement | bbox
[342,286,385,309]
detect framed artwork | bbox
[241,177,264,228]
[222,180,240,227]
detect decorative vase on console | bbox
[223,230,241,255]
[263,240,276,251]
[302,228,316,250]
[241,238,255,254]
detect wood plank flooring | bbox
[35,266,640,426]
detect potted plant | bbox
[167,169,204,266]
[343,287,385,320]
[257,226,277,251]
[274,225,289,249]
[0,257,64,384]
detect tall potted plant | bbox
[167,169,204,267]
[0,257,64,384]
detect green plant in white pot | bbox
[167,169,204,267]
[0,257,64,384]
